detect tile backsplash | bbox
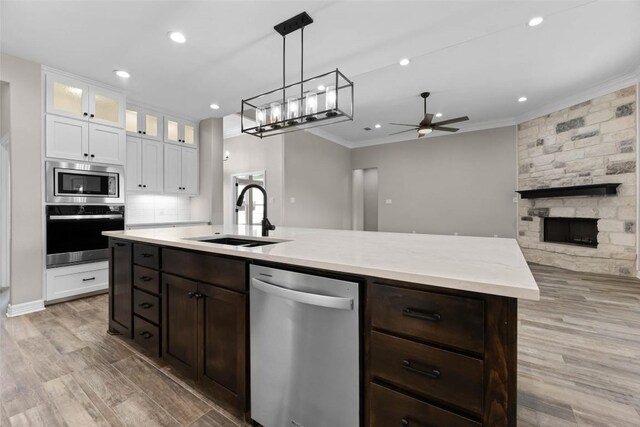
[126,193,191,225]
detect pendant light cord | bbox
[300,27,304,101]
[282,35,286,107]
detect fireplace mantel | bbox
[517,183,620,199]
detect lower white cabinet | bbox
[164,145,198,195]
[46,114,125,164]
[126,137,163,192]
[46,261,109,302]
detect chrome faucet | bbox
[236,184,276,237]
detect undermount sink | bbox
[187,235,283,248]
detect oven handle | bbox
[49,214,124,220]
[251,278,353,310]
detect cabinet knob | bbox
[90,113,95,118]
[83,112,88,116]
[142,185,146,188]
[138,130,142,134]
[401,419,409,427]
[142,131,146,134]
[187,291,196,299]
[138,302,153,309]
[138,184,142,187]
[90,154,95,158]
[84,153,89,157]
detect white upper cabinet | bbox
[126,137,142,192]
[127,137,163,192]
[126,105,163,141]
[163,145,198,195]
[89,124,126,164]
[45,115,89,161]
[46,72,125,128]
[164,116,198,147]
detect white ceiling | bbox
[2,1,640,148]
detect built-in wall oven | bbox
[46,161,124,204]
[46,205,125,267]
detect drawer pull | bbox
[402,308,441,322]
[401,419,409,427]
[139,331,153,339]
[139,276,153,282]
[114,242,126,247]
[82,277,96,282]
[140,253,154,258]
[187,291,196,298]
[138,302,153,309]
[402,359,441,379]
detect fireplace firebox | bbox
[543,217,598,248]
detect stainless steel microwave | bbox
[46,161,125,204]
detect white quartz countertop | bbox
[103,225,539,300]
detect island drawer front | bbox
[370,331,484,415]
[133,265,160,295]
[370,283,484,354]
[369,382,481,427]
[133,289,160,325]
[133,315,160,356]
[134,244,160,269]
[162,248,246,292]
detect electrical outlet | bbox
[385,199,392,204]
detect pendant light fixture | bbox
[241,12,354,138]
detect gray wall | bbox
[222,133,284,226]
[283,131,352,230]
[351,126,517,238]
[0,54,43,305]
[363,168,378,231]
[192,118,223,224]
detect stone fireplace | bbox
[517,86,638,276]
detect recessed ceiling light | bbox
[435,113,443,118]
[518,96,528,102]
[114,70,130,78]
[317,85,325,91]
[528,17,544,27]
[399,58,410,66]
[209,103,220,110]
[168,31,186,43]
[374,124,381,129]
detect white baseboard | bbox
[6,299,46,317]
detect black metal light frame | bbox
[241,12,354,138]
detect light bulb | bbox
[287,97,300,124]
[325,85,337,116]
[305,92,318,120]
[270,102,282,127]
[256,107,266,129]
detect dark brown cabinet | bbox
[109,239,132,336]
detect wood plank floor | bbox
[1,263,639,426]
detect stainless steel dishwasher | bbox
[250,265,360,427]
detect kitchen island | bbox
[104,225,538,427]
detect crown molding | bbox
[515,69,640,125]
[127,99,200,124]
[305,127,354,148]
[42,65,124,94]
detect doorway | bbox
[232,171,265,225]
[0,81,11,315]
[352,168,378,231]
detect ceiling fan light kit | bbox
[241,12,354,138]
[389,91,469,138]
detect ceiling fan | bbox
[389,92,469,137]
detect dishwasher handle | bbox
[251,278,354,311]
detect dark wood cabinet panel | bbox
[133,243,160,269]
[198,283,247,417]
[133,289,160,325]
[133,265,160,295]
[369,382,481,427]
[163,248,246,292]
[133,315,160,356]
[370,283,484,354]
[370,331,484,415]
[109,239,132,337]
[162,273,199,378]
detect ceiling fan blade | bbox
[389,122,419,127]
[389,128,419,136]
[430,116,469,127]
[419,114,434,127]
[431,126,459,132]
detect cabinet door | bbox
[163,144,182,193]
[164,116,181,144]
[126,137,142,191]
[162,273,199,378]
[89,124,125,165]
[141,139,163,192]
[198,284,246,416]
[182,122,198,147]
[89,86,125,127]
[125,109,140,136]
[45,74,90,120]
[181,147,199,195]
[142,111,163,141]
[45,114,88,161]
[109,240,132,337]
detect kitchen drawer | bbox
[369,382,480,427]
[163,248,246,292]
[370,331,483,415]
[370,283,484,354]
[133,315,160,356]
[133,243,160,269]
[133,265,160,295]
[46,261,108,302]
[133,289,160,324]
